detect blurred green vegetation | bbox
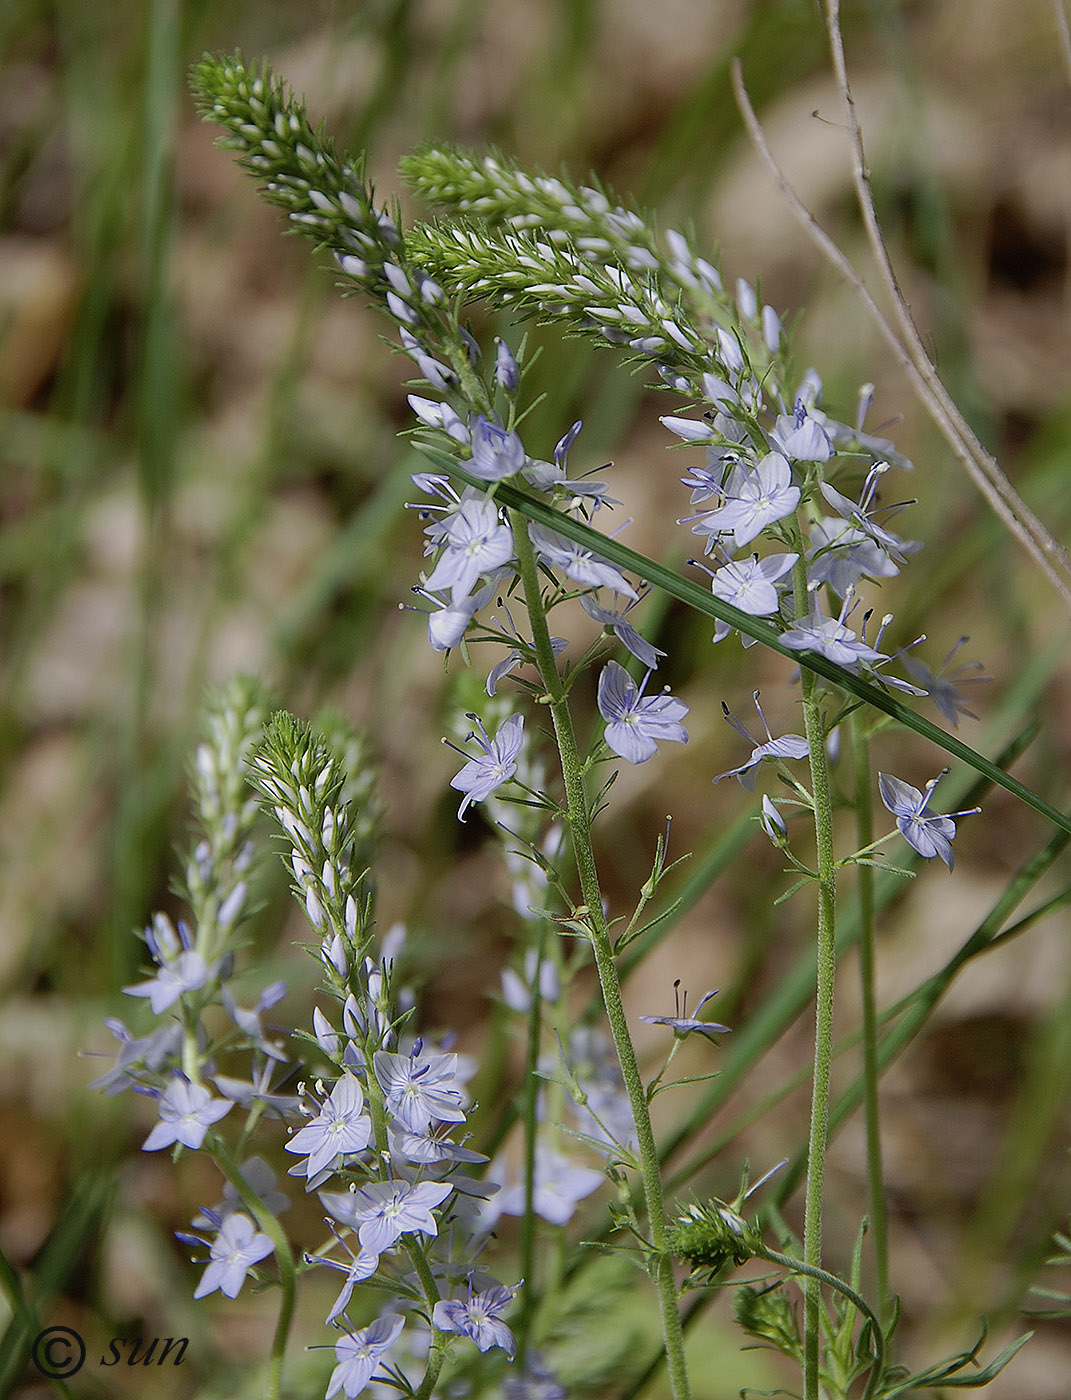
[1,0,1070,1396]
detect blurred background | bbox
[1,0,1071,1395]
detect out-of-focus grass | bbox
[1,1,1070,1396]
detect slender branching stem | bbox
[792,556,837,1400]
[509,509,692,1400]
[850,711,889,1318]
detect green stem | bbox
[793,558,837,1400]
[849,711,890,1320]
[510,511,692,1400]
[757,1244,886,1400]
[210,1137,297,1400]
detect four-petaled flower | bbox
[142,1074,233,1152]
[373,1043,467,1133]
[449,713,525,819]
[597,661,688,765]
[284,1074,373,1179]
[878,770,979,871]
[321,1178,454,1254]
[640,982,731,1041]
[192,1211,274,1300]
[433,1280,520,1359]
[326,1315,405,1400]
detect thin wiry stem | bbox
[729,52,1071,612]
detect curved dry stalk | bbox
[729,36,1071,611]
[822,0,1071,605]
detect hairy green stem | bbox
[850,711,889,1319]
[792,557,838,1400]
[509,510,692,1400]
[211,1136,297,1400]
[757,1243,886,1400]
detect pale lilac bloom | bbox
[659,413,716,442]
[597,661,688,764]
[501,948,559,1013]
[704,551,798,642]
[213,1059,301,1120]
[496,1147,603,1226]
[419,574,504,653]
[388,1121,488,1167]
[321,1178,453,1253]
[878,770,980,871]
[713,692,809,792]
[467,415,525,481]
[90,1018,184,1095]
[640,983,730,1040]
[692,453,800,550]
[192,1211,274,1300]
[449,713,525,819]
[143,1074,233,1152]
[373,1043,466,1132]
[527,522,638,598]
[819,465,918,565]
[770,399,834,462]
[284,1074,372,1179]
[433,1280,520,1359]
[305,1223,379,1324]
[222,980,288,1062]
[327,1315,405,1400]
[902,637,989,727]
[422,496,513,600]
[495,338,519,392]
[806,516,899,599]
[580,593,665,669]
[779,599,887,669]
[124,943,208,1015]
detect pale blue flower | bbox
[326,1315,405,1399]
[580,593,665,669]
[902,637,989,727]
[691,453,801,549]
[806,516,899,599]
[495,338,519,393]
[878,770,979,871]
[284,1074,372,1179]
[467,415,525,481]
[373,1042,467,1133]
[819,466,918,565]
[433,1280,520,1359]
[527,522,638,598]
[496,1147,603,1226]
[142,1074,233,1152]
[449,713,525,819]
[422,495,513,600]
[640,983,731,1040]
[191,1211,274,1300]
[770,399,834,462]
[597,661,688,764]
[305,1222,379,1324]
[321,1178,453,1253]
[703,551,798,641]
[713,692,809,791]
[779,601,887,669]
[124,948,208,1015]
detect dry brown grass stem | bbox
[730,8,1071,612]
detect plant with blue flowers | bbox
[90,46,1071,1400]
